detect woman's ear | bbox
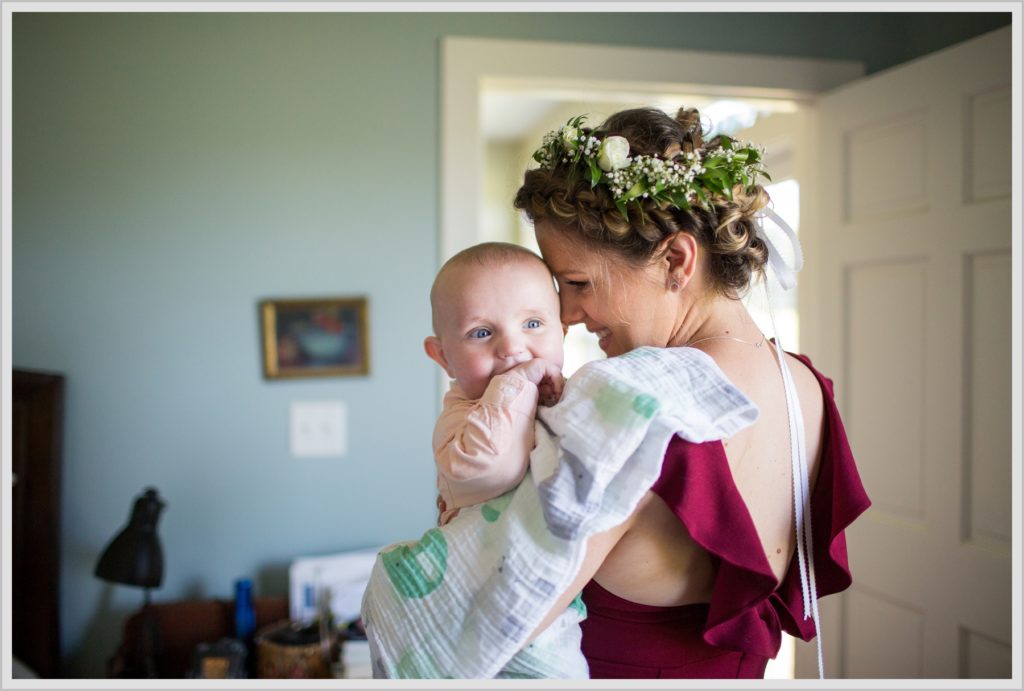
[658,232,699,292]
[423,336,452,375]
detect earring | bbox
[669,279,681,292]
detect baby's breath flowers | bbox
[532,114,770,220]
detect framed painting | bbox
[260,297,369,379]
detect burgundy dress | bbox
[580,353,871,678]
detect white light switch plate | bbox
[290,401,347,458]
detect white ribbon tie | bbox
[754,206,824,678]
[756,207,804,291]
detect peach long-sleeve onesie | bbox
[433,372,538,526]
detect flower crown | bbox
[532,114,770,220]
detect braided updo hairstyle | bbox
[514,107,771,295]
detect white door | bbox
[799,27,1013,679]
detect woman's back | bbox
[592,345,825,604]
[578,348,861,678]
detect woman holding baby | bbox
[512,106,871,678]
[361,106,870,680]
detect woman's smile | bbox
[590,327,612,353]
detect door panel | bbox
[802,27,1012,679]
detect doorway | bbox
[442,37,860,376]
[441,36,866,678]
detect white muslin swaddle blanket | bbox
[360,346,759,678]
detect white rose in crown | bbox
[598,136,630,171]
[562,126,580,150]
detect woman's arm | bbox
[525,492,647,642]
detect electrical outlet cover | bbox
[290,401,347,458]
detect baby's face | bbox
[431,260,563,399]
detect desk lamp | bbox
[95,487,166,678]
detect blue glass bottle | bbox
[234,578,256,675]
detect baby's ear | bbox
[423,336,451,375]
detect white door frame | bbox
[440,36,865,264]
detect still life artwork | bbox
[260,297,369,379]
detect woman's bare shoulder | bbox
[784,351,826,419]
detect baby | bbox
[424,241,566,526]
[422,241,588,679]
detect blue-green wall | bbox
[11,11,1010,678]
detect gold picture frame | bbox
[260,297,369,379]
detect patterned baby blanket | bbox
[360,346,759,678]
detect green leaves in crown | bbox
[532,114,771,221]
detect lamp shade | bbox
[94,487,166,588]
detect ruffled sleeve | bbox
[650,352,871,658]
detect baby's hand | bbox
[509,358,565,406]
[537,375,564,407]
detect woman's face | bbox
[535,220,682,357]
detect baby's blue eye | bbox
[469,328,491,339]
[525,319,542,329]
